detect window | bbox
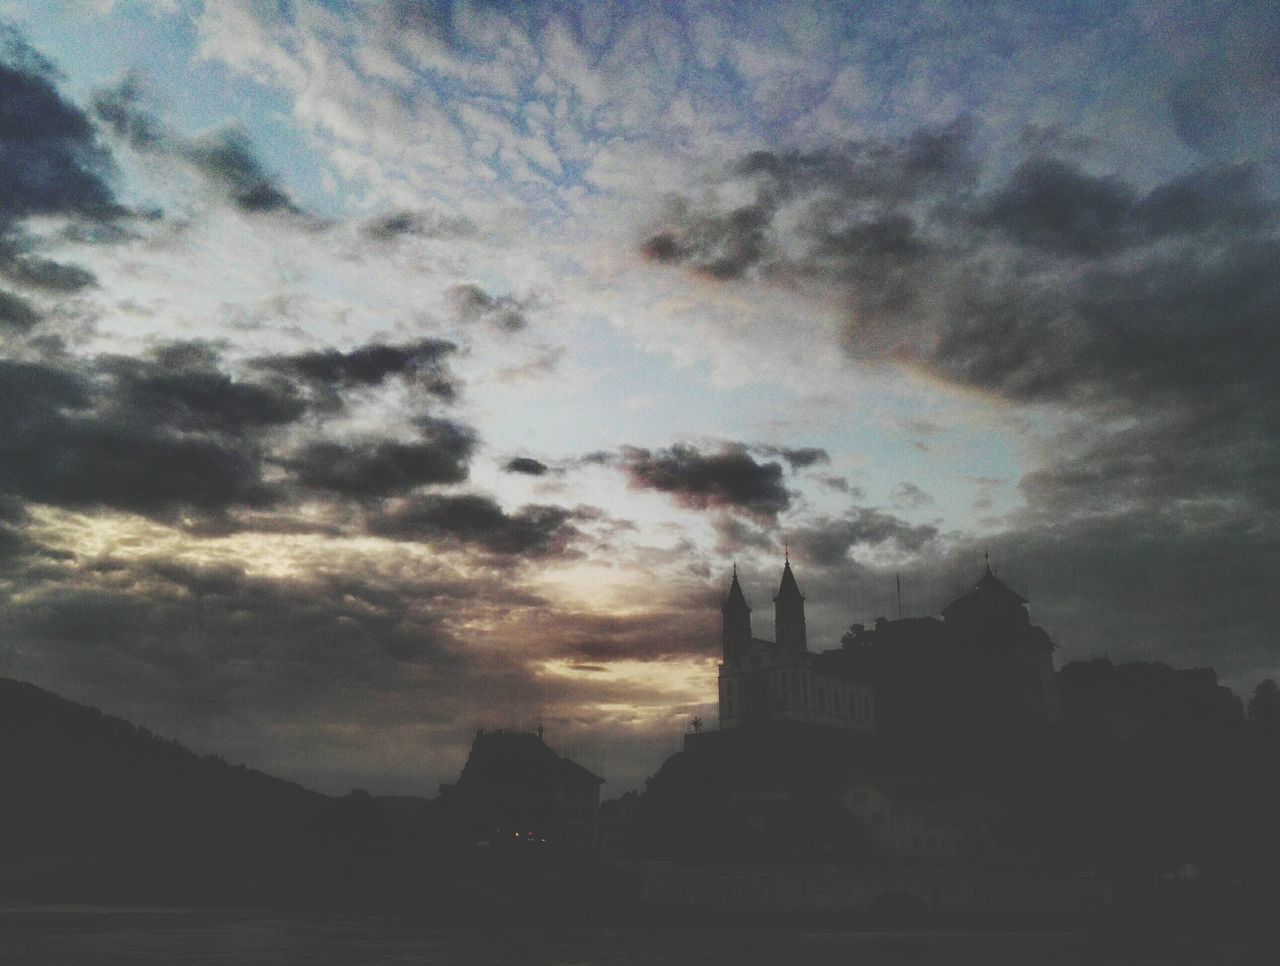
[833,690,841,715]
[817,688,826,711]
[864,697,872,720]
[726,698,735,716]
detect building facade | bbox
[717,560,876,736]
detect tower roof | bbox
[722,569,751,613]
[774,559,804,602]
[943,560,1028,623]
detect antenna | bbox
[896,572,902,619]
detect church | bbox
[716,559,877,737]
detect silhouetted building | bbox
[718,560,877,739]
[832,561,1062,760]
[1059,658,1243,740]
[440,729,603,853]
[598,790,641,857]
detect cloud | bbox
[93,72,304,216]
[0,355,280,518]
[711,514,776,555]
[0,241,97,293]
[0,30,122,230]
[0,28,123,320]
[186,127,303,215]
[446,282,534,332]
[890,481,934,510]
[752,444,830,470]
[282,418,476,497]
[368,493,579,558]
[251,338,460,408]
[790,507,939,565]
[0,288,39,331]
[619,443,791,521]
[503,456,550,476]
[362,208,477,241]
[100,341,306,434]
[639,125,1280,520]
[0,336,474,521]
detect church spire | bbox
[721,567,752,659]
[774,558,807,649]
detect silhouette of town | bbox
[4,557,1280,932]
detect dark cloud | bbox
[0,357,276,516]
[643,126,1280,531]
[100,342,306,434]
[91,71,165,151]
[283,418,476,497]
[446,283,533,332]
[368,493,579,557]
[0,240,96,292]
[890,481,933,510]
[0,32,121,230]
[752,445,830,470]
[0,30,124,312]
[186,128,301,215]
[817,474,861,497]
[504,456,550,476]
[0,332,480,526]
[620,443,791,520]
[363,208,476,241]
[0,288,38,331]
[94,73,303,217]
[978,159,1274,257]
[790,508,939,566]
[711,514,776,555]
[640,202,771,280]
[640,121,975,280]
[251,338,459,407]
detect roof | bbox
[722,570,751,613]
[943,563,1028,621]
[774,559,804,602]
[458,731,603,789]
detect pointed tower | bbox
[721,566,752,659]
[774,557,807,649]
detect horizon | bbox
[0,0,1277,800]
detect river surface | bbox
[3,904,1278,965]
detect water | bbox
[3,904,1278,965]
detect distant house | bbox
[598,790,641,857]
[443,729,603,853]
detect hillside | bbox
[0,678,419,907]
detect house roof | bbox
[459,730,603,789]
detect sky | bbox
[0,0,1277,797]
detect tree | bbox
[1247,679,1280,733]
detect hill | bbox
[0,677,422,908]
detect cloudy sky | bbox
[0,0,1276,797]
